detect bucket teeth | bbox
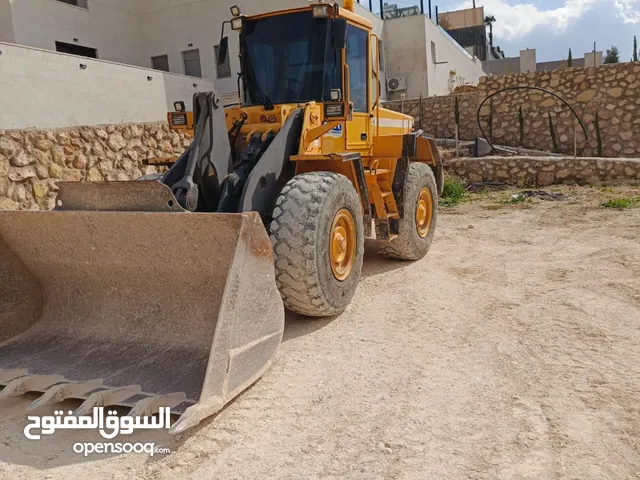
[27,379,104,410]
[73,385,142,417]
[128,392,188,418]
[0,369,28,384]
[0,375,64,399]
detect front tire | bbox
[378,162,438,260]
[269,172,364,317]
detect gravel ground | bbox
[1,186,639,480]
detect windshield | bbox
[242,11,342,106]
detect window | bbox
[55,0,88,8]
[346,25,368,113]
[151,55,169,72]
[214,44,231,78]
[378,38,384,68]
[431,41,437,64]
[182,49,202,78]
[55,41,97,58]
[241,11,341,106]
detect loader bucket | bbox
[0,208,284,434]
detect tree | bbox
[568,48,573,67]
[484,15,496,49]
[634,35,638,62]
[604,45,620,64]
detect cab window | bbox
[345,25,368,113]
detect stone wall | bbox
[0,123,189,211]
[385,62,640,158]
[445,157,640,187]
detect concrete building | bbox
[483,48,603,76]
[438,6,503,62]
[383,12,486,99]
[0,0,486,103]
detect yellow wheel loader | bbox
[0,0,442,434]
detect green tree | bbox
[568,48,573,67]
[604,46,620,64]
[634,35,638,62]
[484,15,496,49]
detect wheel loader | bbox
[0,0,443,435]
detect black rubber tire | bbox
[378,162,438,261]
[269,172,364,317]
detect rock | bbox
[8,166,37,182]
[87,167,103,182]
[62,169,83,182]
[32,182,49,204]
[98,160,114,176]
[620,131,633,141]
[160,140,173,153]
[35,139,53,151]
[170,132,180,146]
[0,154,8,177]
[117,173,131,181]
[0,198,19,211]
[13,184,28,203]
[556,169,569,179]
[51,145,66,165]
[73,153,87,169]
[130,125,141,136]
[92,142,105,156]
[0,178,6,197]
[612,143,622,152]
[10,149,31,167]
[56,131,70,145]
[120,159,133,172]
[576,90,596,102]
[0,137,18,157]
[95,129,109,140]
[80,129,95,141]
[540,98,555,108]
[9,130,22,141]
[182,138,191,148]
[107,134,126,152]
[125,150,139,162]
[559,134,568,143]
[608,87,623,98]
[147,138,158,149]
[48,164,62,179]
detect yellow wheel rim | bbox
[330,208,357,281]
[416,187,433,238]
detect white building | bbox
[0,0,486,107]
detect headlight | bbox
[324,103,345,117]
[170,113,188,126]
[173,101,186,112]
[329,89,342,101]
[231,17,242,30]
[230,5,241,16]
[312,5,330,17]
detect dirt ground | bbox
[0,185,638,480]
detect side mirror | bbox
[332,19,347,50]
[218,36,229,65]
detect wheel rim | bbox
[330,208,356,281]
[416,187,433,238]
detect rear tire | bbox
[269,172,364,317]
[378,162,438,260]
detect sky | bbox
[385,0,640,61]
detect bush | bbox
[440,178,467,206]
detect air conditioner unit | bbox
[387,76,406,92]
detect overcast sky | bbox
[382,0,640,61]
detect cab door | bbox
[345,24,370,152]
